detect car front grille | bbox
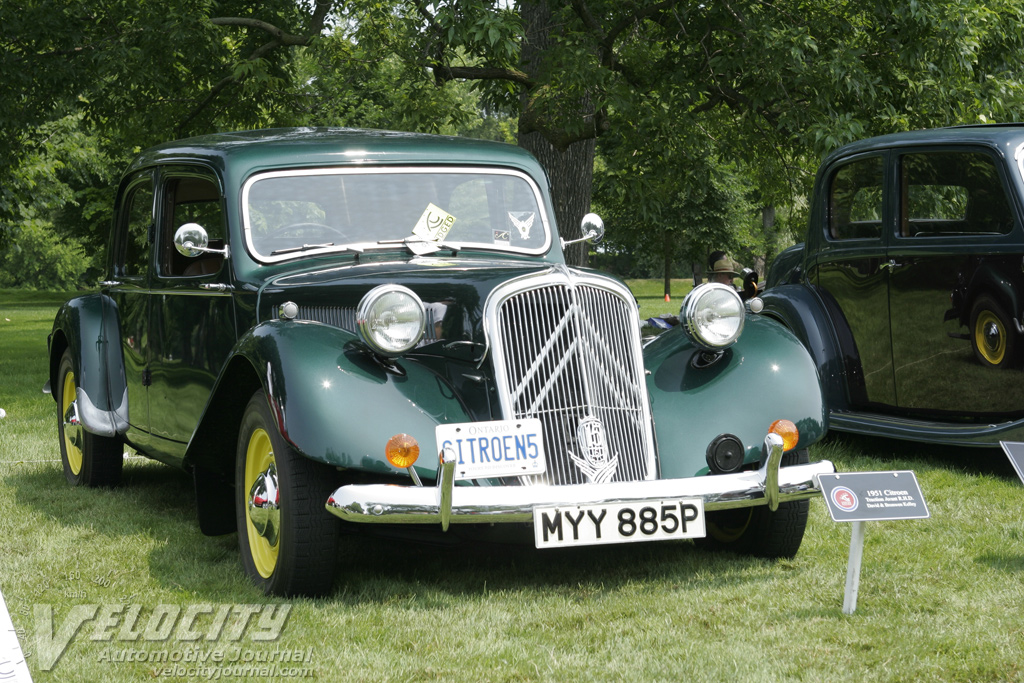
[488,269,656,485]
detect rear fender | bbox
[186,320,473,483]
[643,316,827,479]
[48,295,128,437]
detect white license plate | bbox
[436,418,546,481]
[533,499,705,548]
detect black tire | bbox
[236,390,341,597]
[697,448,810,559]
[970,295,1015,368]
[56,349,123,487]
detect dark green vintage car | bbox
[48,128,833,596]
[763,124,1024,446]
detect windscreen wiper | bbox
[270,242,337,255]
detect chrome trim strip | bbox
[326,459,835,525]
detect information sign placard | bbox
[818,471,929,523]
[1000,441,1024,485]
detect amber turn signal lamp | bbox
[386,433,420,469]
[769,419,799,451]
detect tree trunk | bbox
[759,204,776,275]
[518,0,596,267]
[663,229,672,299]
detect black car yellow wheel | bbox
[697,449,810,559]
[970,296,1015,368]
[236,390,341,597]
[56,349,123,487]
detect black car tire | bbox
[697,448,810,559]
[970,295,1015,368]
[236,390,340,597]
[56,349,123,487]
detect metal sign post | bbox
[817,471,930,615]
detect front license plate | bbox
[533,499,706,548]
[436,418,546,481]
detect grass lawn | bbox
[1,288,1023,682]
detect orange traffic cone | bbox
[664,294,671,302]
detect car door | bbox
[810,153,897,408]
[887,147,1024,415]
[145,166,236,464]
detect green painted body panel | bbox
[643,316,827,478]
[236,319,472,479]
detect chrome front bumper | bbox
[325,434,835,529]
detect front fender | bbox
[49,295,128,437]
[758,284,849,411]
[643,316,827,480]
[233,320,473,479]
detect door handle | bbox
[880,260,904,271]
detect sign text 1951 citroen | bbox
[48,128,834,596]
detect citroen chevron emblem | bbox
[569,415,618,483]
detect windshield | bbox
[242,167,550,262]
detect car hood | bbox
[258,256,560,356]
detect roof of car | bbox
[126,127,546,180]
[824,123,1024,165]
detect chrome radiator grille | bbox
[489,272,656,485]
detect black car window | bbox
[159,173,225,277]
[828,157,884,240]
[900,151,1014,237]
[121,180,154,278]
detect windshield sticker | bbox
[493,229,510,244]
[413,203,456,242]
[508,211,535,239]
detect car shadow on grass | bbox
[818,432,1019,480]
[10,459,794,602]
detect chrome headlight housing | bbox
[356,285,426,356]
[680,283,745,351]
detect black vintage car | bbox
[763,124,1024,445]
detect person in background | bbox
[708,250,760,300]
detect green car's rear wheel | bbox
[56,349,123,487]
[697,449,810,559]
[236,390,340,596]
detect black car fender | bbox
[48,294,129,438]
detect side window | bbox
[159,173,225,277]
[901,151,1014,237]
[121,181,154,278]
[828,157,884,240]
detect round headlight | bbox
[680,283,745,350]
[356,285,426,356]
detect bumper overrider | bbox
[325,433,835,530]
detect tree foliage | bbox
[3,0,1024,277]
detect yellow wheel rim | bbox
[62,370,83,475]
[244,428,279,578]
[975,310,1006,365]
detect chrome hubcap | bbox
[63,401,83,450]
[247,464,280,546]
[984,321,1001,351]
